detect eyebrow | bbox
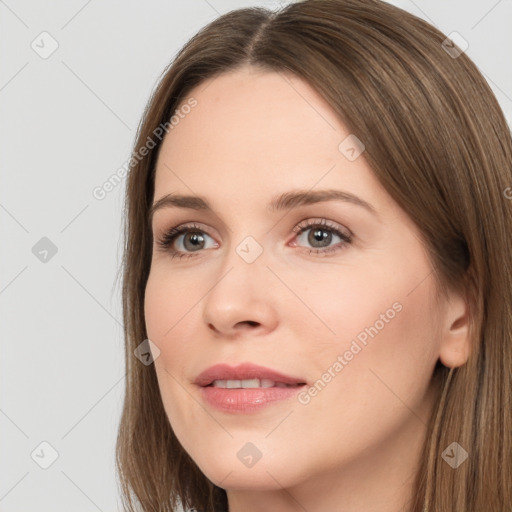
[149,188,377,222]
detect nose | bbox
[201,240,279,339]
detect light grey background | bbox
[1,0,510,510]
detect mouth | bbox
[196,366,308,413]
[194,362,308,389]
[206,378,306,389]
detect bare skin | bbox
[144,65,470,512]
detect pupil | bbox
[184,232,204,251]
[309,228,331,247]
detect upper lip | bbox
[194,363,307,387]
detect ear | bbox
[438,287,471,368]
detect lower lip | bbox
[199,385,306,413]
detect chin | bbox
[193,452,300,491]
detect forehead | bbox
[151,67,393,220]
[156,69,346,172]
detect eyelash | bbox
[155,218,353,260]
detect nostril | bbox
[207,323,220,333]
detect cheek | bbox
[291,254,441,406]
[283,255,438,355]
[306,268,439,411]
[143,280,190,445]
[143,269,207,408]
[144,268,199,340]
[144,277,168,341]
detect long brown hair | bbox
[115,1,512,510]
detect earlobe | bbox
[438,290,472,369]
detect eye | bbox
[155,218,353,260]
[155,222,217,260]
[291,218,352,256]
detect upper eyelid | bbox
[157,218,352,243]
[159,218,348,232]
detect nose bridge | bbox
[201,229,276,334]
[213,231,268,296]
[215,203,270,272]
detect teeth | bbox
[241,379,259,388]
[261,379,275,388]
[211,379,296,389]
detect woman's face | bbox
[144,66,449,501]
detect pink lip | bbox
[194,362,307,387]
[194,363,307,413]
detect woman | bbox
[115,0,512,510]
